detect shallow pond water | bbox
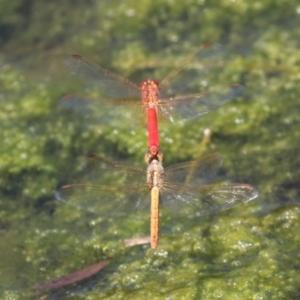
[1,1,300,299]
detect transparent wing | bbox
[163,153,223,186]
[65,55,140,99]
[56,154,150,215]
[159,84,245,122]
[59,94,145,127]
[160,43,226,96]
[161,183,258,216]
[84,154,146,185]
[62,55,144,127]
[157,43,245,122]
[56,183,149,216]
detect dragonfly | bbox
[61,43,245,160]
[56,153,258,249]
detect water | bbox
[1,1,300,299]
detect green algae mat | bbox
[1,1,300,299]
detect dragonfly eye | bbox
[145,153,152,164]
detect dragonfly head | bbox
[140,79,159,90]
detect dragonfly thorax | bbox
[147,159,164,189]
[140,79,160,107]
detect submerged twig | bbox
[36,260,111,291]
[124,236,150,247]
[36,236,150,291]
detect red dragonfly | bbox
[61,43,245,160]
[56,153,257,249]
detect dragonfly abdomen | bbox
[150,186,160,249]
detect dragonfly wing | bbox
[59,94,143,128]
[56,183,150,216]
[84,154,147,186]
[159,84,245,123]
[164,153,223,186]
[161,183,258,216]
[66,55,140,99]
[160,43,224,92]
[56,154,150,215]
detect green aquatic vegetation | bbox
[1,0,300,298]
[9,206,298,299]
